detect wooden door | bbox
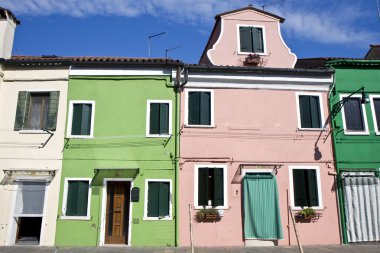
[105,181,131,244]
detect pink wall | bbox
[206,10,297,68]
[179,88,341,246]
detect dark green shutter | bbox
[147,182,159,217]
[76,181,89,216]
[158,182,170,217]
[71,104,83,135]
[159,103,169,134]
[299,96,312,128]
[14,91,31,130]
[198,168,209,206]
[374,99,380,130]
[149,103,160,134]
[188,92,200,125]
[213,168,224,206]
[239,26,252,52]
[252,27,264,53]
[66,181,89,216]
[292,170,307,207]
[310,96,321,128]
[200,92,211,125]
[46,91,59,130]
[81,104,92,135]
[344,98,364,131]
[306,170,319,207]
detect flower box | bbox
[195,208,221,223]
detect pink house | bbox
[179,6,341,247]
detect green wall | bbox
[55,76,177,246]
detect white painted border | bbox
[184,89,215,127]
[236,24,267,56]
[206,18,225,65]
[288,166,323,210]
[145,100,173,138]
[295,92,325,130]
[69,68,172,76]
[277,23,297,68]
[242,169,273,177]
[61,178,92,220]
[99,178,133,246]
[340,94,369,135]
[66,100,96,139]
[369,95,380,135]
[194,164,228,210]
[7,181,49,245]
[143,179,173,221]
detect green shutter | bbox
[310,96,321,128]
[200,92,211,125]
[292,170,307,207]
[239,26,253,52]
[306,170,319,207]
[46,91,60,130]
[374,99,380,130]
[159,103,169,134]
[158,182,170,217]
[299,96,312,128]
[188,92,200,125]
[149,103,160,134]
[252,27,264,53]
[213,168,224,207]
[76,181,89,216]
[71,104,83,135]
[66,181,79,216]
[14,91,30,130]
[81,104,92,135]
[147,182,159,217]
[198,168,209,206]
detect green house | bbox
[54,58,182,247]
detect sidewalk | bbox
[0,245,379,253]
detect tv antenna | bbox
[148,32,166,57]
[165,45,181,58]
[261,0,285,11]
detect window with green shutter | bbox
[239,26,264,53]
[197,167,224,207]
[373,98,380,131]
[292,169,319,208]
[65,180,90,217]
[148,101,170,136]
[14,91,60,131]
[343,97,365,131]
[188,91,212,126]
[147,181,170,218]
[298,95,322,129]
[69,101,94,137]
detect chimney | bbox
[0,7,20,59]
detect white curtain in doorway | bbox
[343,176,380,242]
[14,182,46,216]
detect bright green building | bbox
[328,59,380,244]
[55,59,182,246]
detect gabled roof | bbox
[0,7,20,25]
[215,5,285,23]
[364,45,380,60]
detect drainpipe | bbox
[174,65,188,246]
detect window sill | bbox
[66,135,94,139]
[60,216,91,220]
[19,130,52,134]
[184,124,215,128]
[238,52,267,56]
[143,216,172,221]
[343,130,370,136]
[291,206,324,211]
[297,128,326,131]
[194,205,228,210]
[146,134,172,138]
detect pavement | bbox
[0,245,379,253]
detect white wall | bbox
[0,12,17,59]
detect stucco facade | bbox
[179,67,341,246]
[0,65,69,246]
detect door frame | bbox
[99,178,133,246]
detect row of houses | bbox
[0,5,379,247]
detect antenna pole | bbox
[165,45,182,58]
[148,32,166,57]
[377,0,380,20]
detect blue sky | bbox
[1,0,379,64]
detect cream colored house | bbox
[0,8,69,246]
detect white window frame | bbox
[340,94,369,135]
[369,95,380,135]
[184,89,215,128]
[194,164,228,210]
[236,24,267,56]
[66,100,95,139]
[143,179,173,221]
[61,178,92,220]
[295,92,325,130]
[146,99,172,138]
[288,166,323,210]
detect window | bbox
[146,100,172,137]
[186,90,214,127]
[370,95,380,134]
[62,179,91,219]
[67,100,95,138]
[144,180,172,220]
[239,26,265,54]
[14,181,46,217]
[289,166,323,209]
[341,95,368,134]
[14,91,60,131]
[296,93,323,129]
[195,165,227,209]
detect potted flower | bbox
[195,208,221,222]
[295,207,320,222]
[244,53,261,65]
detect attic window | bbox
[239,26,264,54]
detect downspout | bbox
[174,65,188,246]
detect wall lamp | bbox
[330,86,369,119]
